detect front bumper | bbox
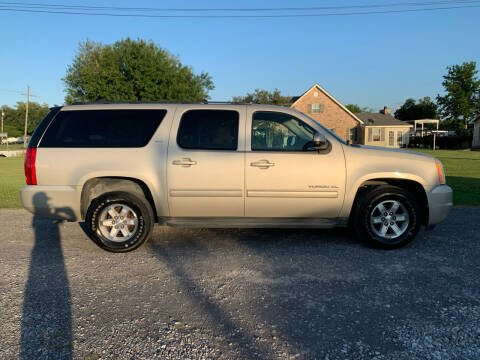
[20,185,81,221]
[426,184,453,226]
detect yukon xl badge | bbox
[309,185,339,189]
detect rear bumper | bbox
[426,184,453,226]
[20,185,81,221]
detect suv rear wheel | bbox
[353,185,421,249]
[86,191,154,252]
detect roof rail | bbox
[203,100,251,105]
[69,100,250,105]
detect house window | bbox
[308,103,324,114]
[388,131,394,146]
[368,128,384,142]
[349,127,358,143]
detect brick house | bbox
[290,84,413,148]
[290,83,363,143]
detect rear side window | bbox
[177,110,239,150]
[39,109,166,148]
[28,106,62,148]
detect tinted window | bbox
[28,106,62,148]
[252,111,316,151]
[40,109,166,148]
[177,110,239,150]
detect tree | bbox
[0,102,50,135]
[345,104,371,113]
[232,89,292,106]
[394,97,438,121]
[63,38,214,104]
[437,61,480,129]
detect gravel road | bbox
[0,207,479,360]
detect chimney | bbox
[380,106,391,115]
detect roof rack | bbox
[203,100,249,105]
[70,99,251,105]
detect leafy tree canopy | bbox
[394,97,438,121]
[345,104,371,113]
[436,61,480,128]
[1,102,50,135]
[232,89,292,106]
[63,38,214,104]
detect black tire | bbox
[85,191,154,252]
[352,185,421,249]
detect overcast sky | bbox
[1,0,479,111]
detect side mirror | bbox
[313,132,328,150]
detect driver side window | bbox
[251,111,316,151]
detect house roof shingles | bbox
[356,112,412,127]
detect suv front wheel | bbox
[353,185,421,249]
[85,191,154,252]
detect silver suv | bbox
[21,103,452,252]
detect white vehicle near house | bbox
[7,137,19,144]
[16,136,29,144]
[20,103,452,252]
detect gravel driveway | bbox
[0,207,479,360]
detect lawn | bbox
[0,150,479,208]
[411,149,480,206]
[0,156,25,208]
[0,144,26,150]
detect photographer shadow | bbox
[20,193,73,360]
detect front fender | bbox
[339,172,428,219]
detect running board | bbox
[158,217,347,229]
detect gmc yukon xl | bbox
[20,103,453,252]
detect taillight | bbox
[24,148,37,185]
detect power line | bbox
[0,0,478,12]
[0,4,479,17]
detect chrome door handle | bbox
[250,160,275,169]
[172,158,197,167]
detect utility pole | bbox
[21,85,36,148]
[24,85,30,148]
[1,107,4,148]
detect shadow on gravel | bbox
[148,236,273,359]
[147,224,473,358]
[202,222,478,358]
[144,211,480,358]
[20,193,73,360]
[147,227,362,358]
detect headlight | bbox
[435,160,445,184]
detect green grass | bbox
[410,149,480,206]
[0,150,479,208]
[0,156,25,208]
[0,144,26,150]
